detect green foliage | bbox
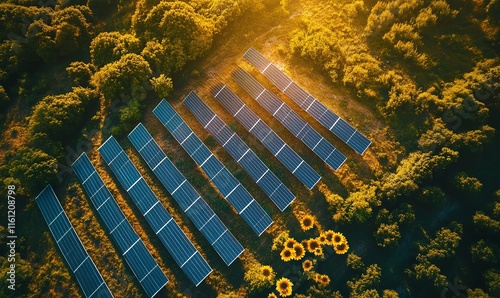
[90,32,141,68]
[24,6,94,63]
[473,212,500,233]
[0,255,33,296]
[4,147,58,196]
[150,74,173,98]
[133,1,214,65]
[141,40,186,75]
[119,99,142,133]
[92,53,152,101]
[417,186,446,205]
[375,223,401,248]
[331,185,380,223]
[409,223,462,288]
[87,0,119,18]
[380,147,459,200]
[471,240,497,263]
[452,172,483,193]
[485,270,500,296]
[28,87,99,141]
[66,61,94,87]
[347,253,365,271]
[347,264,382,296]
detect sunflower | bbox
[302,240,310,252]
[302,259,313,272]
[318,234,327,244]
[268,293,278,298]
[313,246,324,257]
[332,232,345,246]
[284,238,297,249]
[261,265,275,280]
[276,277,293,297]
[308,239,320,253]
[293,243,305,260]
[334,242,349,254]
[316,274,330,287]
[323,230,335,245]
[300,215,315,231]
[280,248,295,262]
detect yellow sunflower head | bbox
[268,293,278,298]
[276,277,293,297]
[332,232,345,246]
[293,243,305,260]
[284,238,297,249]
[318,234,327,244]
[260,265,275,280]
[316,274,330,287]
[300,215,315,231]
[313,246,324,257]
[308,239,320,252]
[302,259,313,272]
[324,230,335,245]
[280,247,295,262]
[334,241,349,255]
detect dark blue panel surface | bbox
[35,185,114,298]
[129,123,244,265]
[244,47,371,155]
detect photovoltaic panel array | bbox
[232,67,347,171]
[35,185,113,298]
[212,85,321,190]
[98,137,212,286]
[183,91,296,212]
[72,153,168,298]
[153,100,273,236]
[243,47,371,155]
[128,123,244,266]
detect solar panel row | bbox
[35,185,113,298]
[72,153,168,297]
[128,124,245,266]
[243,47,371,155]
[182,91,296,212]
[232,68,347,171]
[212,84,321,190]
[152,100,273,236]
[98,136,212,286]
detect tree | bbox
[28,88,98,141]
[485,270,500,296]
[5,147,58,196]
[453,172,483,193]
[135,1,214,63]
[471,240,497,263]
[66,61,94,87]
[150,74,173,98]
[473,212,500,233]
[347,264,382,295]
[92,53,152,102]
[141,40,186,75]
[90,32,141,68]
[375,223,401,248]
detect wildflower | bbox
[276,277,293,297]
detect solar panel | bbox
[213,85,321,190]
[152,100,273,236]
[232,68,347,171]
[35,185,113,298]
[243,47,371,155]
[128,124,244,266]
[182,91,296,211]
[71,154,168,297]
[98,137,212,286]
